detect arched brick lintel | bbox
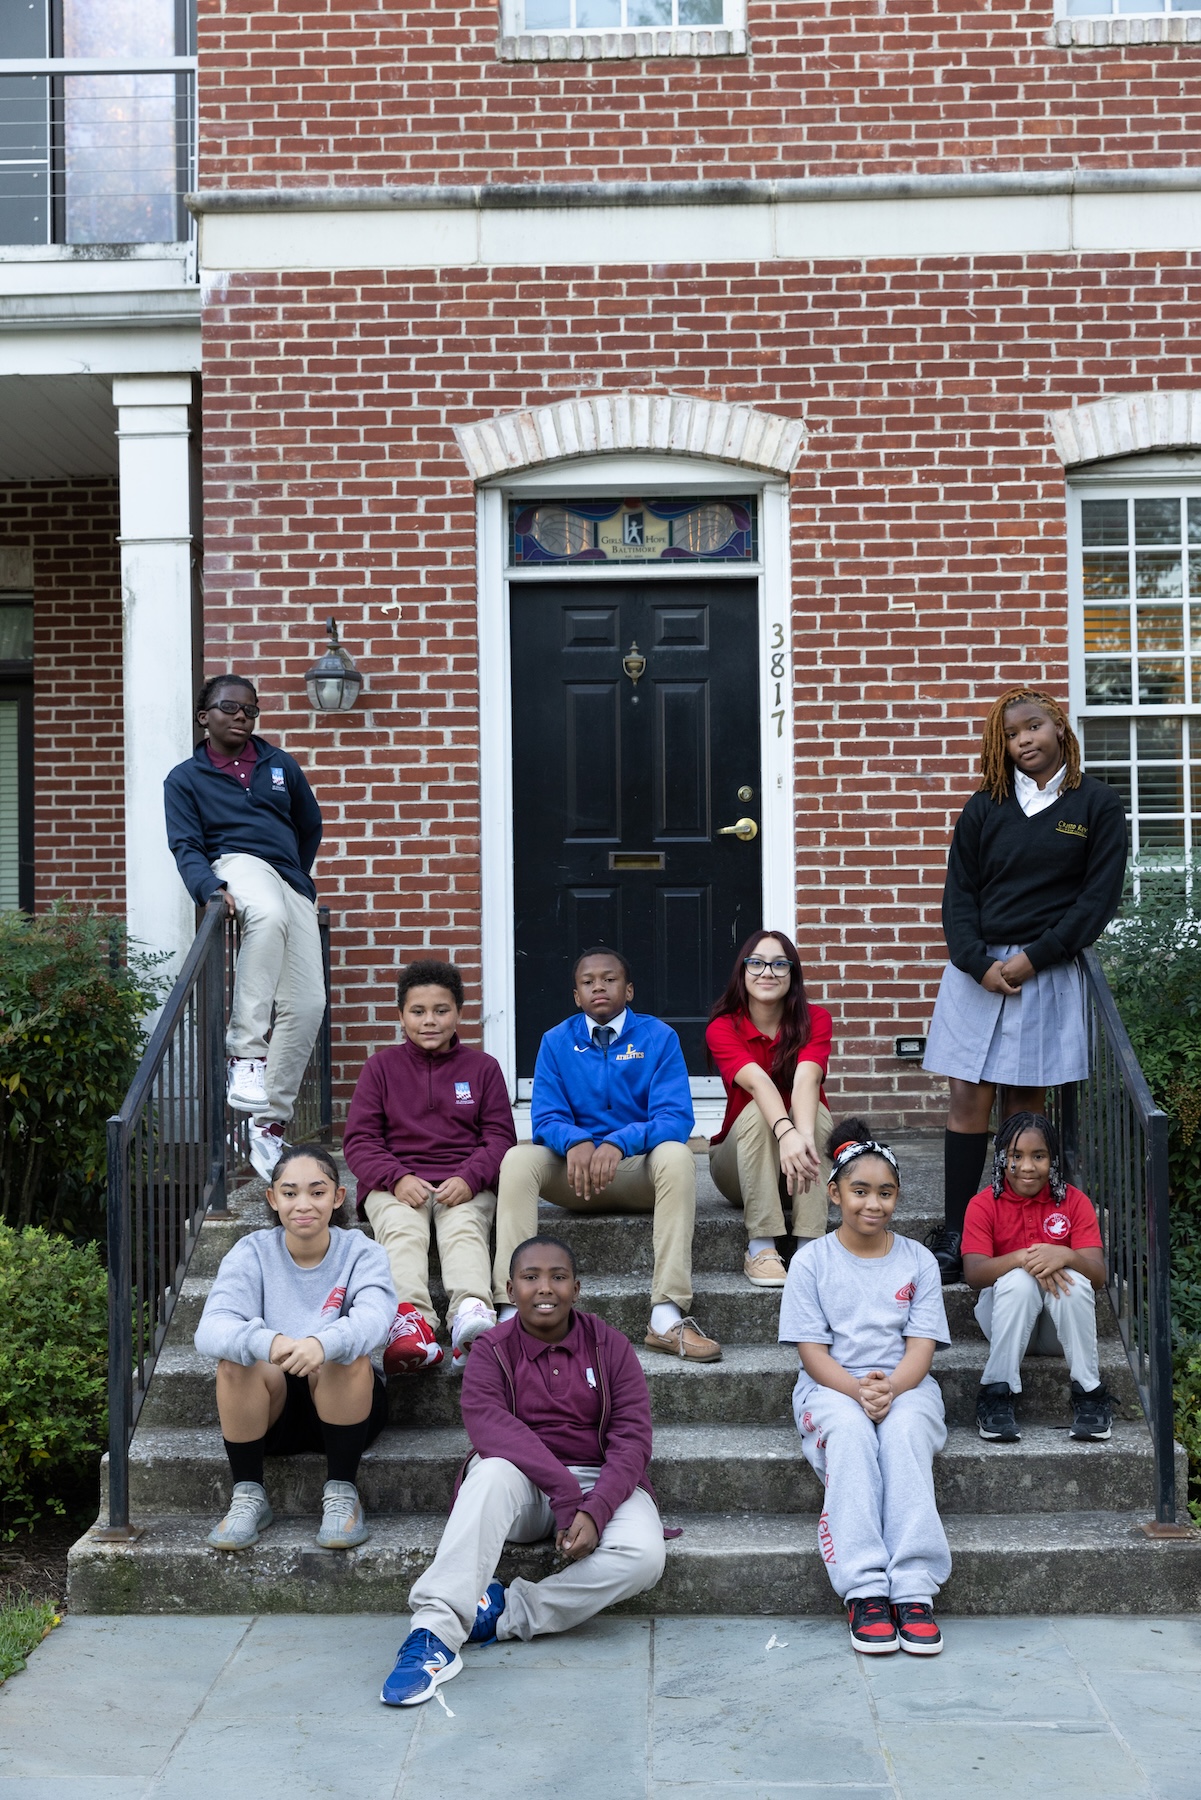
[1049,392,1201,468]
[455,393,808,483]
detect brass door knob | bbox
[717,817,758,842]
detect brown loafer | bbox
[743,1248,788,1287]
[644,1316,722,1363]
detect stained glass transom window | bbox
[509,497,757,566]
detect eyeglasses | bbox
[210,700,260,718]
[744,957,793,976]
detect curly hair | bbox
[991,1111,1066,1204]
[978,688,1081,803]
[196,673,258,715]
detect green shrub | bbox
[0,905,165,1235]
[0,1594,60,1684]
[1173,1338,1201,1527]
[0,1224,108,1537]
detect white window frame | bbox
[498,0,747,59]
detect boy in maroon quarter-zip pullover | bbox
[343,960,515,1376]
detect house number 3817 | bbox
[769,622,786,739]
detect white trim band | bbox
[1048,392,1201,466]
[499,27,747,59]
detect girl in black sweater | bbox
[922,690,1127,1283]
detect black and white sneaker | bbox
[1070,1381,1113,1441]
[924,1227,963,1285]
[976,1381,1020,1442]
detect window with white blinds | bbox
[0,699,20,911]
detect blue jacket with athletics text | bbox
[163,737,323,905]
[530,1008,694,1159]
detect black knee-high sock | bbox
[943,1130,991,1235]
[321,1416,371,1486]
[224,1435,266,1487]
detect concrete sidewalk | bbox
[1,1614,1198,1798]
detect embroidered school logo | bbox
[270,766,286,789]
[320,1285,347,1318]
[454,1081,472,1104]
[614,1046,644,1061]
[1043,1211,1072,1240]
[1055,820,1087,839]
[895,1281,916,1307]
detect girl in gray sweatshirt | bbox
[195,1145,397,1552]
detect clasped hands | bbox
[856,1370,894,1422]
[981,951,1036,997]
[269,1333,326,1376]
[393,1174,474,1210]
[565,1139,623,1201]
[1015,1242,1075,1296]
[556,1509,600,1562]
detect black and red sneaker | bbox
[892,1602,943,1656]
[847,1596,899,1654]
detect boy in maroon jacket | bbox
[343,960,516,1376]
[379,1234,666,1707]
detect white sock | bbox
[650,1301,682,1335]
[497,1304,517,1322]
[793,1236,817,1248]
[747,1238,776,1259]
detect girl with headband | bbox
[778,1118,952,1657]
[922,688,1127,1284]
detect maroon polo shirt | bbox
[511,1313,603,1467]
[205,738,258,788]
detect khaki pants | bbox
[709,1100,833,1241]
[213,852,325,1126]
[493,1141,695,1311]
[362,1187,496,1331]
[408,1455,666,1653]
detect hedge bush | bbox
[0,905,164,1236]
[0,1224,108,1537]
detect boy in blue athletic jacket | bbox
[164,673,324,1180]
[493,946,721,1363]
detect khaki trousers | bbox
[408,1455,666,1653]
[708,1100,833,1241]
[362,1187,496,1331]
[213,852,325,1126]
[493,1140,696,1311]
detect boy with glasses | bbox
[165,674,324,1179]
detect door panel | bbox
[512,578,761,1076]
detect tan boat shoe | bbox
[644,1315,723,1363]
[743,1247,788,1287]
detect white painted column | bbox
[112,373,196,975]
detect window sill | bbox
[1050,14,1201,45]
[498,26,748,60]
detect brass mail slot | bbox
[609,851,665,871]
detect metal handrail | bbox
[1055,946,1177,1529]
[101,897,332,1537]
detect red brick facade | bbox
[0,479,125,914]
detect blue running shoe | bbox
[467,1581,507,1645]
[379,1630,463,1706]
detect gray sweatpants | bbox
[975,1266,1101,1393]
[407,1456,666,1653]
[794,1375,950,1605]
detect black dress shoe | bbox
[924,1226,963,1285]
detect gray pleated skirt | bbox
[922,945,1089,1087]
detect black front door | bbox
[511,579,762,1076]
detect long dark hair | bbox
[708,928,812,1086]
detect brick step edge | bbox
[66,1509,1201,1617]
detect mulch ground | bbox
[0,1488,98,1615]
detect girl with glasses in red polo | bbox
[705,930,834,1288]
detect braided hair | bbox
[992,1111,1066,1203]
[978,688,1081,803]
[196,673,258,715]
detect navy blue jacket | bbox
[163,737,323,904]
[531,1008,694,1159]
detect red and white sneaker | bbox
[892,1602,943,1656]
[847,1596,899,1655]
[382,1303,443,1376]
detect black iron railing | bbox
[101,898,331,1537]
[1050,947,1177,1530]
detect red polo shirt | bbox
[705,1005,833,1146]
[962,1182,1102,1258]
[510,1313,604,1468]
[205,738,258,789]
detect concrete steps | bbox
[68,1138,1201,1614]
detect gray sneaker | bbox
[316,1480,369,1549]
[206,1481,273,1550]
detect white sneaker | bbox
[227,1056,268,1113]
[450,1299,497,1373]
[316,1480,369,1549]
[247,1120,287,1182]
[207,1481,273,1550]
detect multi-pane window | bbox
[508,0,736,27]
[0,599,33,914]
[1076,489,1201,870]
[1061,0,1201,11]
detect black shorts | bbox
[262,1367,389,1457]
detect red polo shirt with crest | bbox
[962,1182,1102,1258]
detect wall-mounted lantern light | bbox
[305,617,363,712]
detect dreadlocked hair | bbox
[991,1112,1066,1204]
[977,688,1082,802]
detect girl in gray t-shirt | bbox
[778,1118,951,1657]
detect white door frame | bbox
[476,452,794,1102]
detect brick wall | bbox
[196,0,1201,189]
[0,479,125,913]
[200,249,1201,1124]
